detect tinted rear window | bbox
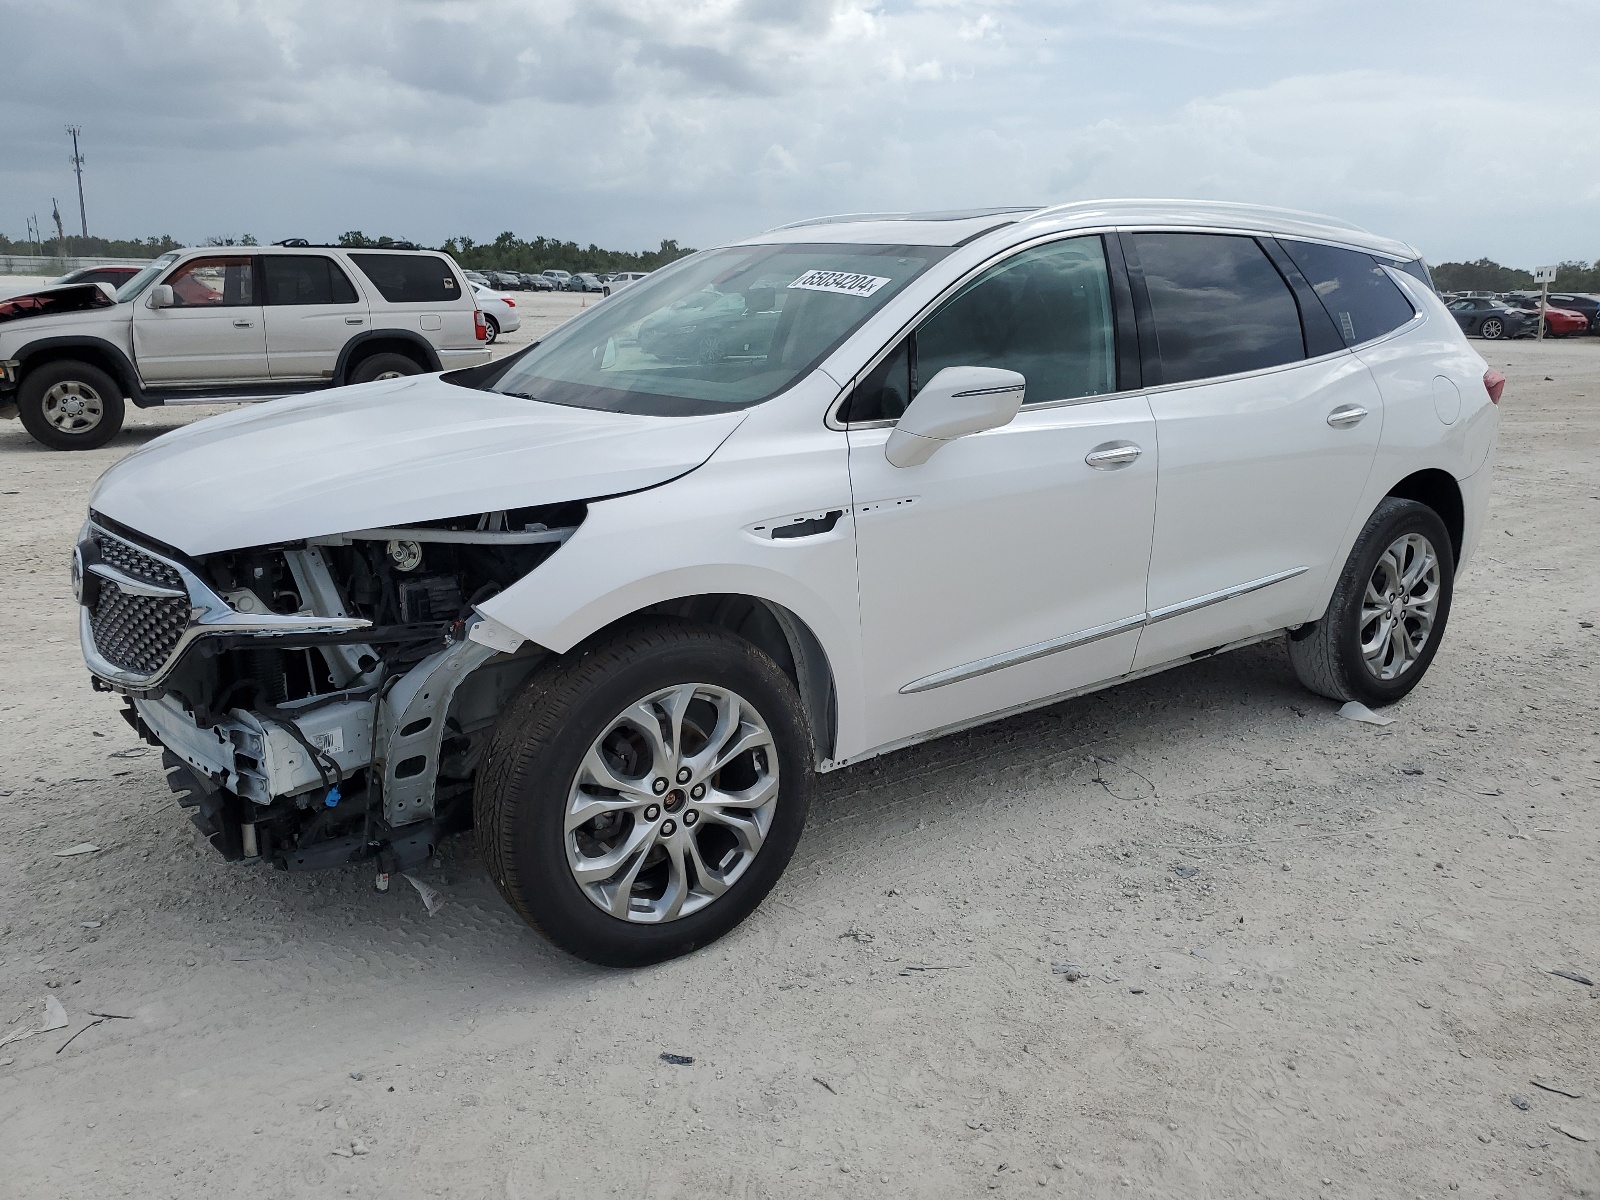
[263,255,359,305]
[1281,241,1416,347]
[348,253,462,303]
[1133,233,1305,385]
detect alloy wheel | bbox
[40,380,105,435]
[1359,532,1441,681]
[1480,317,1503,340]
[565,683,779,923]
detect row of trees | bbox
[336,231,695,275]
[0,229,696,275]
[1432,258,1600,293]
[7,231,1597,294]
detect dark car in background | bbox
[520,272,554,291]
[1446,296,1537,340]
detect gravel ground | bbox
[0,331,1596,1198]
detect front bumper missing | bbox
[77,521,371,695]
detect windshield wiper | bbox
[499,391,539,400]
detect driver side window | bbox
[163,256,255,307]
[844,236,1117,422]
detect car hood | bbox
[90,376,747,556]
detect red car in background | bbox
[1499,294,1591,336]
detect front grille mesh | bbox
[87,530,191,675]
[94,532,184,590]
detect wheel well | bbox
[1386,469,1463,561]
[343,337,430,378]
[20,344,134,396]
[602,594,838,764]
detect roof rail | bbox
[271,238,428,251]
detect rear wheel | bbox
[17,360,126,451]
[476,622,814,967]
[348,352,423,384]
[482,315,500,345]
[1289,498,1454,706]
[1478,317,1504,340]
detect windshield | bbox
[115,251,182,303]
[478,243,945,415]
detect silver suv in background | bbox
[0,242,491,450]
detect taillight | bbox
[1483,368,1505,404]
[503,298,515,307]
[474,310,488,341]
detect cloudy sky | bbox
[5,0,1598,265]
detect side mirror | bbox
[150,284,175,309]
[884,366,1025,468]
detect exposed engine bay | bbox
[89,504,583,874]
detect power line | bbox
[67,125,88,238]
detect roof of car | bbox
[742,199,1420,261]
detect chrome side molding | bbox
[900,566,1309,694]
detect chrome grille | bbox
[93,532,184,591]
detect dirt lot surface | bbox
[1,333,1597,1198]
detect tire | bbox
[17,359,126,451]
[1479,317,1503,340]
[476,621,815,967]
[1288,497,1454,706]
[483,315,500,345]
[348,352,423,384]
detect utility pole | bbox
[27,214,41,255]
[67,125,88,239]
[52,199,66,245]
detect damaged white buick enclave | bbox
[76,201,1500,965]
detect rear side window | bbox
[1395,258,1433,292]
[348,253,461,303]
[1280,241,1416,347]
[263,255,359,305]
[1132,233,1304,385]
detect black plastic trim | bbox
[1115,232,1162,389]
[1103,232,1143,393]
[13,335,149,405]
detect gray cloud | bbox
[3,0,1597,264]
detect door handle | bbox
[344,317,364,325]
[1085,442,1142,470]
[233,319,254,328]
[1327,404,1368,428]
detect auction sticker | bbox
[788,269,891,298]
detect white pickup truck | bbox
[0,242,492,450]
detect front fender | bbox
[475,406,869,759]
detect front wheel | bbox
[476,622,814,966]
[17,360,126,451]
[1288,497,1454,706]
[1478,317,1504,340]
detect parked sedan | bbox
[469,282,521,343]
[520,273,555,291]
[569,272,605,293]
[1498,295,1590,337]
[1446,297,1536,340]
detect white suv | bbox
[1,242,491,449]
[74,201,1498,966]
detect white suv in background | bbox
[74,201,1497,967]
[0,242,491,449]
